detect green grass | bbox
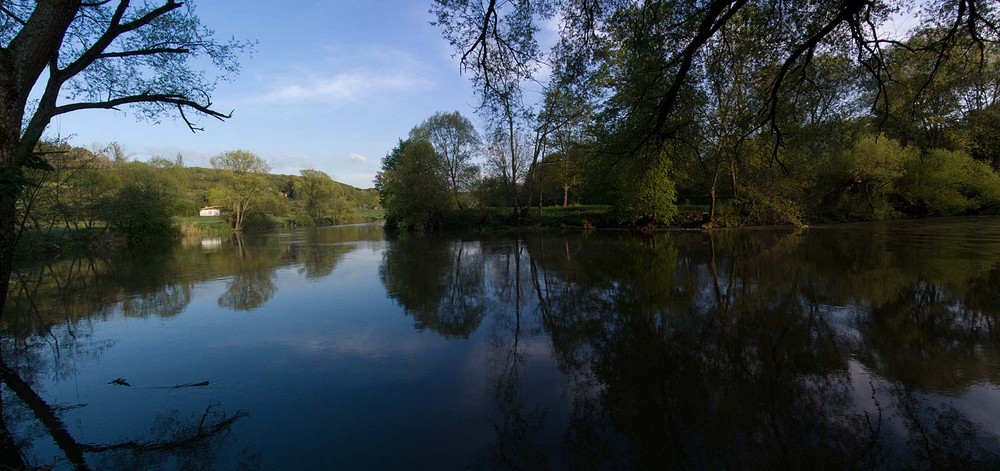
[525,205,614,227]
[434,204,719,231]
[174,215,233,236]
[358,209,386,221]
[438,205,616,231]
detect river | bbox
[2,217,999,469]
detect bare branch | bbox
[0,4,27,26]
[640,0,748,152]
[0,361,91,470]
[764,0,871,171]
[78,408,249,453]
[56,0,185,82]
[52,92,231,122]
[95,47,189,59]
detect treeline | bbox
[16,142,379,243]
[380,5,1000,230]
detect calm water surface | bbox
[2,218,1000,469]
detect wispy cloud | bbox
[255,43,433,105]
[348,152,368,164]
[261,72,426,104]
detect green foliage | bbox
[899,149,1000,215]
[429,0,1000,229]
[103,162,178,239]
[294,169,359,223]
[209,150,272,232]
[210,150,271,175]
[377,139,453,231]
[829,135,916,220]
[610,155,678,225]
[291,212,316,227]
[961,103,1000,171]
[410,111,481,209]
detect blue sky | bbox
[51,1,481,188]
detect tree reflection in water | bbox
[380,235,487,338]
[379,222,1000,469]
[1,263,249,470]
[0,225,386,469]
[0,221,997,468]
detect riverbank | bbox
[431,204,1000,232]
[15,210,388,262]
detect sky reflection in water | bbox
[3,218,1000,469]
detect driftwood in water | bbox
[106,378,210,389]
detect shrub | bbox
[830,134,916,220]
[103,162,178,239]
[899,148,1000,215]
[611,155,678,225]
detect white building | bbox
[199,207,221,217]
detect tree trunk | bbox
[0,2,82,316]
[0,389,26,470]
[0,85,20,316]
[709,163,721,224]
[538,177,543,216]
[0,197,14,318]
[562,184,569,207]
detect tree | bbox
[102,161,179,238]
[208,150,271,232]
[898,148,1000,215]
[297,169,334,221]
[831,134,916,220]
[0,0,250,314]
[872,28,1000,151]
[297,169,355,223]
[484,118,531,210]
[435,0,997,146]
[538,147,584,208]
[536,83,593,208]
[432,0,1000,225]
[376,139,451,231]
[611,151,679,225]
[410,111,482,209]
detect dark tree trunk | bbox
[0,386,26,469]
[0,68,20,316]
[0,1,82,317]
[0,199,14,318]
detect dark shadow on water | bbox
[380,222,1000,469]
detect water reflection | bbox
[1,219,998,469]
[378,220,1000,468]
[1,224,385,469]
[380,236,486,338]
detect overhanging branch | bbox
[52,92,232,129]
[95,47,190,59]
[0,4,27,26]
[57,0,185,82]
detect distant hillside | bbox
[165,166,379,216]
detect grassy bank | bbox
[175,216,234,237]
[436,205,684,231]
[176,211,386,235]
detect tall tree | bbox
[297,169,333,220]
[410,111,481,209]
[444,0,998,134]
[208,150,271,232]
[0,0,250,314]
[376,139,451,231]
[432,0,1000,178]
